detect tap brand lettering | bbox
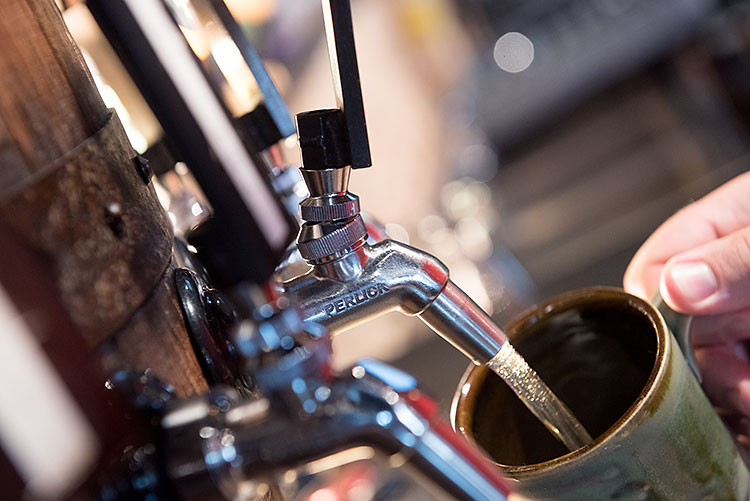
[324,283,390,316]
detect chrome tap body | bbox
[282,240,509,365]
[285,112,510,367]
[162,354,510,501]
[283,1,510,368]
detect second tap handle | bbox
[210,0,296,141]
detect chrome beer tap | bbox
[161,309,512,501]
[281,0,511,367]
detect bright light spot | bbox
[284,136,298,149]
[83,51,149,153]
[309,488,338,501]
[384,223,410,244]
[199,426,216,439]
[191,202,203,217]
[225,0,277,24]
[314,386,331,402]
[376,410,393,427]
[283,469,297,483]
[347,479,375,501]
[417,215,447,243]
[456,217,493,261]
[258,303,274,319]
[221,445,237,462]
[303,447,375,475]
[303,400,317,413]
[175,162,189,176]
[494,32,534,73]
[384,390,399,406]
[205,451,222,465]
[389,453,407,468]
[291,378,306,394]
[210,37,262,115]
[152,178,171,212]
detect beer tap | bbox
[161,309,512,500]
[282,0,512,368]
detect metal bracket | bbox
[174,267,252,395]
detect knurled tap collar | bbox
[300,194,360,222]
[297,216,367,262]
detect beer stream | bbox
[487,342,593,451]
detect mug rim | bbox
[451,286,670,478]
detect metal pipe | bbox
[163,374,511,500]
[419,280,509,365]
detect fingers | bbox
[691,308,750,347]
[624,203,719,300]
[660,225,750,315]
[695,343,750,418]
[624,171,750,299]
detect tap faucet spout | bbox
[419,280,509,365]
[282,238,508,366]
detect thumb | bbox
[660,226,750,315]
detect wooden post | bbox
[0,0,207,396]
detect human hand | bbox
[624,172,750,434]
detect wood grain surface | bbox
[0,0,207,396]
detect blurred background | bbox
[61,0,750,412]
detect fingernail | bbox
[667,262,717,303]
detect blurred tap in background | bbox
[159,309,512,501]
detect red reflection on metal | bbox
[422,258,448,284]
[401,389,514,496]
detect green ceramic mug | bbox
[452,287,750,500]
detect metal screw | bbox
[105,202,125,239]
[132,155,153,185]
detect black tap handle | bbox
[296,109,350,170]
[321,0,371,169]
[209,0,296,141]
[87,0,297,286]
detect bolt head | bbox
[132,155,153,185]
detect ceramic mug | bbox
[452,287,750,500]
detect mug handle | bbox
[651,292,701,382]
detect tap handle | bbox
[320,0,371,169]
[296,108,351,170]
[209,0,296,143]
[87,0,297,286]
